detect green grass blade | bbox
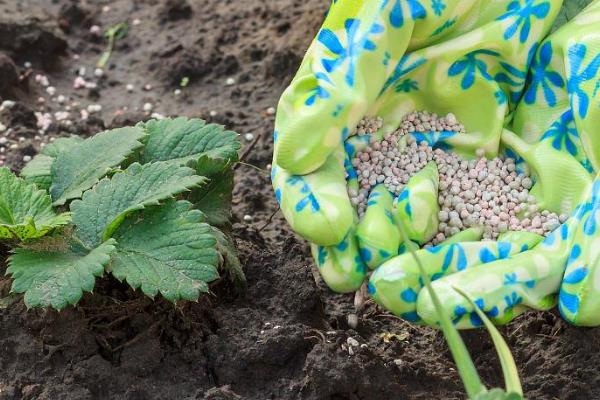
[97,23,129,68]
[395,220,486,398]
[453,286,523,396]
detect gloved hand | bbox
[371,2,600,328]
[271,0,600,328]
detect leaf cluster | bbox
[1,117,244,309]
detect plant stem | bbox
[395,220,485,398]
[453,286,523,396]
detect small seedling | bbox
[396,221,524,399]
[180,76,190,87]
[3,117,244,309]
[97,22,129,68]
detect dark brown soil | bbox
[0,1,598,399]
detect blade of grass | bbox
[97,23,129,68]
[395,220,486,398]
[453,286,523,396]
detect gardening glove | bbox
[272,0,563,292]
[370,1,600,328]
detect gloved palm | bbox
[272,0,600,327]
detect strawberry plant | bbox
[1,117,244,309]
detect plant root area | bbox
[0,1,598,399]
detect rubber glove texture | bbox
[272,0,600,328]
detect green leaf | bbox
[109,200,219,302]
[6,239,116,309]
[189,156,235,226]
[454,286,523,397]
[21,154,54,190]
[42,136,86,157]
[71,162,204,248]
[395,220,486,399]
[139,117,240,165]
[212,226,245,287]
[21,136,85,190]
[97,22,129,68]
[551,0,594,32]
[0,168,71,241]
[50,127,146,205]
[474,388,523,400]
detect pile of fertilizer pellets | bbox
[349,112,567,243]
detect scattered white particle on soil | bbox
[102,5,110,12]
[0,123,5,132]
[144,84,152,91]
[35,112,52,132]
[80,109,89,120]
[1,100,16,110]
[24,61,31,69]
[266,107,275,115]
[22,155,31,162]
[89,25,101,34]
[151,112,165,120]
[87,104,102,113]
[126,84,134,92]
[54,111,70,121]
[244,133,254,141]
[209,110,217,117]
[132,18,141,26]
[94,68,104,78]
[78,66,86,76]
[45,86,56,96]
[225,77,236,86]
[35,74,49,87]
[73,76,86,89]
[173,89,181,96]
[143,103,153,112]
[346,337,360,347]
[56,95,66,104]
[243,215,252,222]
[0,137,6,144]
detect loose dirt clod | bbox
[350,113,561,242]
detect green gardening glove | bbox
[369,1,600,328]
[272,0,565,292]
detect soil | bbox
[0,1,598,399]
